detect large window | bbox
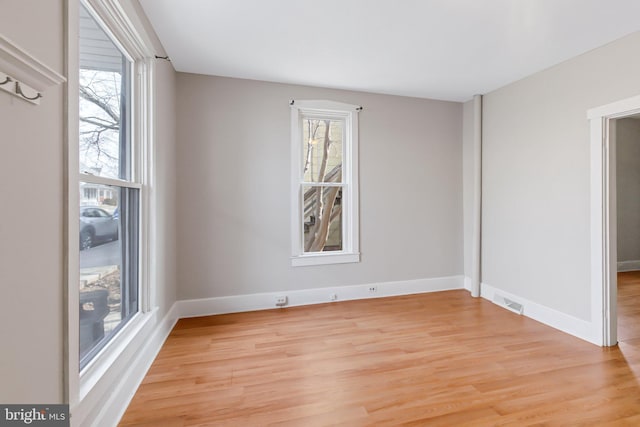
[290,100,360,266]
[78,3,144,370]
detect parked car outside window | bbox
[79,206,118,250]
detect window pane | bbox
[302,185,343,252]
[79,184,138,368]
[79,5,132,180]
[302,119,343,183]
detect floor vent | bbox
[492,293,524,315]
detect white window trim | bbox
[290,100,360,267]
[66,0,155,418]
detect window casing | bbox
[69,0,154,409]
[290,100,360,266]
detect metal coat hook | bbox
[15,81,42,101]
[0,76,11,85]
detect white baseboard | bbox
[85,303,180,427]
[177,275,464,318]
[480,282,598,345]
[617,260,640,272]
[464,276,472,292]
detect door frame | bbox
[589,94,640,346]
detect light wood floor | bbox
[618,271,640,344]
[120,289,640,426]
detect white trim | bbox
[463,276,472,292]
[78,173,143,189]
[84,0,154,60]
[587,94,640,120]
[471,94,482,298]
[589,116,607,346]
[177,276,464,318]
[290,100,360,266]
[0,34,66,91]
[292,99,362,113]
[480,283,598,345]
[141,57,155,313]
[73,304,179,427]
[66,0,81,409]
[617,260,640,272]
[291,251,360,267]
[587,94,640,347]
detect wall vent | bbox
[492,293,524,315]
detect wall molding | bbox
[177,276,464,318]
[0,34,66,90]
[480,282,598,345]
[617,260,640,272]
[0,34,66,104]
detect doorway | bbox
[615,116,640,345]
[588,95,640,347]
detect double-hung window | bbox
[76,1,151,373]
[290,100,361,266]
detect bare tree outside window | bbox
[79,69,122,179]
[302,119,344,252]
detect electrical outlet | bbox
[368,286,378,293]
[330,293,338,301]
[275,296,288,307]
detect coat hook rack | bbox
[0,34,66,105]
[15,81,42,101]
[0,71,43,104]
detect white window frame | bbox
[290,100,360,267]
[67,0,155,419]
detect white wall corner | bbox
[177,276,465,318]
[480,282,599,345]
[617,260,640,272]
[76,303,180,427]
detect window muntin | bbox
[291,101,360,266]
[78,3,140,370]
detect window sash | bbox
[78,184,140,369]
[75,0,150,378]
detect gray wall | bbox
[0,0,65,404]
[482,31,640,320]
[153,58,178,315]
[0,0,177,405]
[176,74,463,300]
[616,118,640,263]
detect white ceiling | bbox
[139,0,640,102]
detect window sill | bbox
[291,252,360,267]
[78,308,157,401]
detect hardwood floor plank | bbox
[120,290,640,426]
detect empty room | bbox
[2,0,640,425]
